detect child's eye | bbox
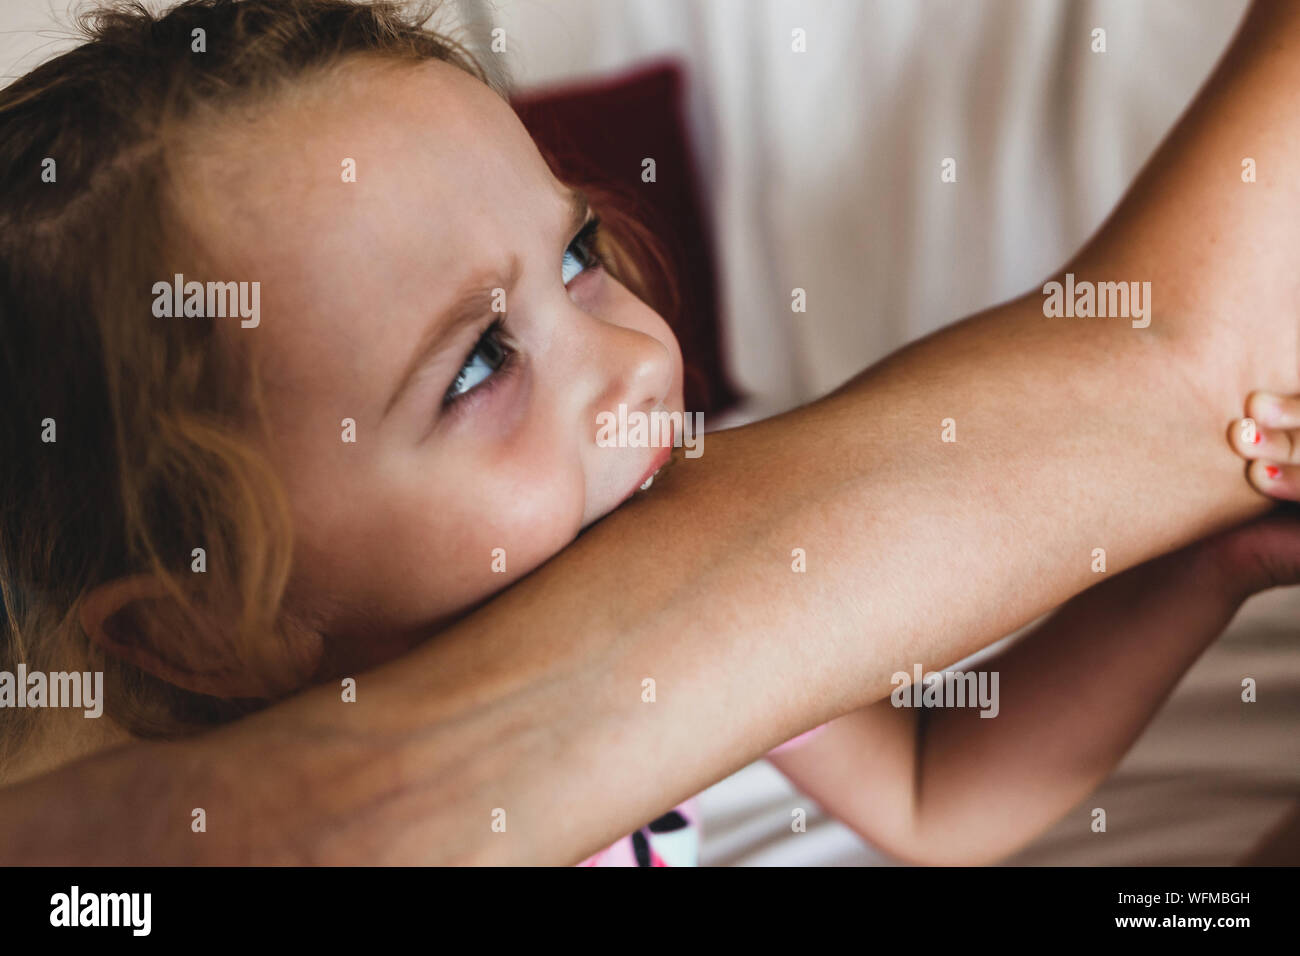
[561,217,603,285]
[444,317,513,406]
[443,219,602,411]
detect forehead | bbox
[169,56,562,396]
[175,56,557,265]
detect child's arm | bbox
[768,512,1298,865]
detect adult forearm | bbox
[0,282,1266,866]
[244,286,1278,866]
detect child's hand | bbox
[1230,391,1300,499]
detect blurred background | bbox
[4,0,1297,865]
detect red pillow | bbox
[511,59,743,420]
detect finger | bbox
[1245,391,1300,429]
[1247,459,1300,501]
[1229,417,1300,462]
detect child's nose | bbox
[581,324,675,437]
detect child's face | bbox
[174,58,685,667]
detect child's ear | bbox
[78,574,320,699]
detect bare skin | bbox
[769,510,1300,865]
[2,0,1299,864]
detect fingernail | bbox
[1252,425,1262,444]
[1265,464,1281,480]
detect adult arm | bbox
[2,0,1298,865]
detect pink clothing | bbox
[577,723,829,866]
[765,725,827,757]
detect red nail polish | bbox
[1265,465,1281,480]
[1253,429,1262,444]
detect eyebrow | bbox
[382,185,591,419]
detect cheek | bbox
[394,437,587,613]
[284,437,587,637]
[469,467,580,556]
[608,280,673,340]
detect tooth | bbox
[639,473,655,491]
